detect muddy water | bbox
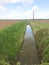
[17,25,40,65]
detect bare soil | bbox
[0,19,49,29]
[0,20,20,29]
[33,19,49,23]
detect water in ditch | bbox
[16,25,40,65]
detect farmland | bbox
[30,20,49,65]
[0,20,26,29]
[0,19,49,65]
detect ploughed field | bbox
[0,19,49,29]
[0,20,22,29]
[31,19,49,23]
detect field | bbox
[30,20,49,65]
[32,19,49,23]
[0,19,49,65]
[0,19,49,29]
[0,20,25,29]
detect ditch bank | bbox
[16,24,40,65]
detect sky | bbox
[0,0,49,19]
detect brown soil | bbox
[33,19,49,23]
[0,19,49,29]
[0,20,20,29]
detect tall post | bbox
[33,10,34,21]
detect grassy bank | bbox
[30,20,49,65]
[0,21,26,65]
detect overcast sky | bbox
[0,0,49,19]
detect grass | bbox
[0,21,26,65]
[40,63,49,65]
[30,20,49,65]
[0,20,49,65]
[30,20,49,33]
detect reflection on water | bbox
[25,25,34,39]
[26,25,32,32]
[27,25,30,29]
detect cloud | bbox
[23,10,49,19]
[0,5,7,13]
[0,0,34,5]
[1,9,49,19]
[22,10,32,19]
[0,4,49,19]
[0,0,8,5]
[32,5,39,11]
[11,0,34,4]
[0,8,32,19]
[30,10,49,19]
[16,6,22,9]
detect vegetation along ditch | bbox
[0,20,49,65]
[0,21,26,65]
[30,20,49,65]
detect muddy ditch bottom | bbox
[16,25,40,65]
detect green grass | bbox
[40,63,49,65]
[0,21,26,64]
[30,20,49,64]
[0,59,10,65]
[30,21,49,33]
